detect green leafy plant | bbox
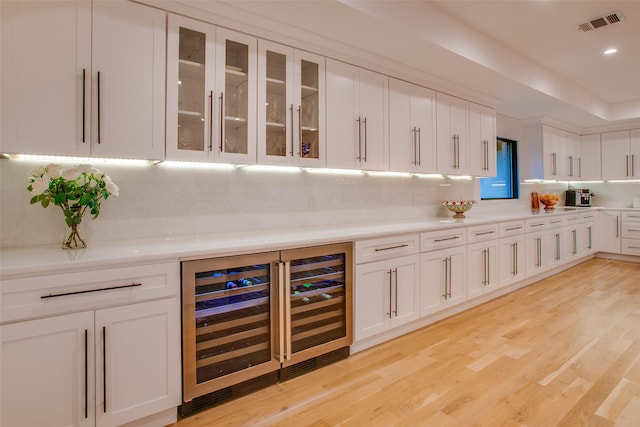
[27,164,119,248]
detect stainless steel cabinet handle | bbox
[412,127,417,166]
[452,135,457,169]
[97,71,101,144]
[588,226,592,249]
[487,249,490,285]
[41,282,142,299]
[628,228,640,232]
[375,244,409,252]
[363,117,368,162]
[505,226,523,231]
[276,262,285,361]
[289,104,294,156]
[357,116,362,161]
[633,155,636,177]
[219,92,224,152]
[536,237,542,267]
[552,152,557,175]
[297,106,303,157]
[616,215,620,238]
[84,329,88,419]
[627,155,630,177]
[572,229,577,254]
[387,269,392,318]
[475,230,495,236]
[393,268,398,316]
[555,233,561,260]
[530,223,544,228]
[434,236,460,242]
[208,91,214,151]
[417,127,422,166]
[569,155,574,177]
[442,258,448,299]
[448,257,452,298]
[82,69,86,143]
[578,157,582,178]
[284,261,292,361]
[102,326,107,413]
[483,249,488,286]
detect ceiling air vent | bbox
[577,11,624,32]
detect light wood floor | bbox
[171,258,640,426]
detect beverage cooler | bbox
[180,242,353,414]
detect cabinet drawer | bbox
[466,224,499,243]
[622,223,640,239]
[564,215,581,226]
[499,220,524,237]
[0,262,179,324]
[420,228,466,252]
[525,218,548,232]
[355,234,419,264]
[622,238,640,256]
[623,212,640,222]
[580,212,596,223]
[547,217,566,229]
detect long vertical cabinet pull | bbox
[627,155,630,177]
[633,155,636,177]
[588,226,593,249]
[616,215,620,238]
[578,157,582,178]
[289,104,294,156]
[393,268,399,316]
[486,249,490,285]
[552,152,557,176]
[219,93,224,152]
[536,237,542,268]
[297,106,303,157]
[412,127,417,166]
[284,261,292,361]
[363,117,368,162]
[84,329,88,419]
[512,242,518,276]
[482,249,487,286]
[442,258,448,299]
[356,117,362,161]
[417,128,422,166]
[448,257,452,298]
[572,230,578,254]
[208,91,214,151]
[102,326,107,413]
[555,233,561,261]
[82,69,86,143]
[569,156,574,177]
[97,72,102,144]
[277,262,285,361]
[387,270,392,318]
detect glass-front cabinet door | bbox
[257,42,325,167]
[166,15,216,161]
[216,29,257,164]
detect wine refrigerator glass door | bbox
[181,251,280,402]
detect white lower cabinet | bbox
[466,239,499,299]
[622,211,640,256]
[1,263,181,427]
[598,210,622,253]
[498,235,525,288]
[354,254,420,340]
[1,299,180,427]
[420,246,466,316]
[525,231,551,276]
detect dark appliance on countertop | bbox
[179,242,352,416]
[566,189,593,207]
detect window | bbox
[480,137,519,200]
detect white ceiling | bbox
[179,0,640,131]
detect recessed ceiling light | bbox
[604,48,618,55]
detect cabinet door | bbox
[258,40,294,165]
[467,240,498,299]
[542,125,561,179]
[95,299,180,427]
[295,50,326,167]
[525,232,547,276]
[631,129,640,179]
[389,78,436,173]
[601,131,630,181]
[420,247,466,316]
[216,28,257,164]
[563,131,580,180]
[358,68,389,171]
[498,236,525,287]
[597,211,621,253]
[580,223,596,255]
[326,59,358,169]
[468,103,496,177]
[1,312,95,427]
[1,0,91,156]
[91,1,166,160]
[390,255,420,327]
[354,260,393,340]
[547,229,563,267]
[436,93,468,174]
[166,14,217,162]
[579,134,601,181]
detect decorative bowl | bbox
[442,200,477,219]
[539,194,559,210]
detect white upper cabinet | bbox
[388,78,436,173]
[436,92,469,175]
[468,102,496,177]
[166,15,217,162]
[166,22,257,164]
[579,134,602,181]
[601,130,640,180]
[216,28,257,164]
[1,0,166,160]
[326,59,389,171]
[521,123,585,181]
[257,41,326,167]
[1,1,91,156]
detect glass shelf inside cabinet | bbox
[289,253,347,353]
[193,263,272,384]
[224,39,249,155]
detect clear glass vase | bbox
[62,221,86,249]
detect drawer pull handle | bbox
[628,246,640,250]
[434,236,460,242]
[628,229,640,232]
[504,226,522,231]
[530,224,544,227]
[475,231,495,236]
[41,283,142,299]
[374,244,409,252]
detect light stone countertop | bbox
[0,206,636,279]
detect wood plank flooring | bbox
[170,258,640,426]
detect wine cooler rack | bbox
[181,243,352,412]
